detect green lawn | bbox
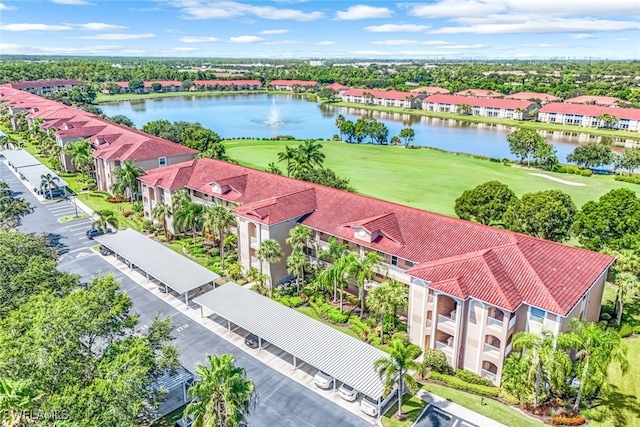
[77,192,141,231]
[381,395,427,427]
[96,89,269,103]
[421,382,544,427]
[225,139,639,217]
[295,306,361,340]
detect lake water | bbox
[99,94,614,161]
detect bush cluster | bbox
[615,174,640,184]
[455,369,494,387]
[277,296,304,308]
[619,323,640,338]
[348,316,370,340]
[554,165,593,176]
[499,390,520,405]
[310,298,349,324]
[421,349,454,375]
[428,372,500,397]
[550,414,586,426]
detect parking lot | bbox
[414,405,479,427]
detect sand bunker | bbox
[528,173,587,187]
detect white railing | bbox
[317,240,329,250]
[425,319,432,328]
[487,317,504,329]
[435,341,453,353]
[508,315,517,330]
[250,236,258,247]
[379,262,411,282]
[250,256,260,269]
[191,197,213,207]
[505,343,513,356]
[427,294,434,304]
[437,314,456,329]
[481,369,497,382]
[483,342,500,356]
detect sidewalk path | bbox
[416,389,507,427]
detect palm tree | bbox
[40,173,60,200]
[112,160,144,201]
[277,145,298,177]
[286,224,313,253]
[203,203,237,268]
[566,319,628,412]
[296,140,325,169]
[511,331,554,407]
[367,283,395,341]
[64,139,93,176]
[335,114,345,141]
[94,209,118,233]
[171,189,191,213]
[386,279,408,328]
[0,378,41,427]
[152,202,172,238]
[257,239,283,294]
[457,104,472,115]
[348,251,384,319]
[613,272,639,326]
[317,237,347,263]
[374,339,422,419]
[287,250,310,294]
[174,201,204,243]
[184,354,257,427]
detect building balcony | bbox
[487,316,504,330]
[191,197,212,207]
[507,315,517,330]
[379,262,411,282]
[435,340,453,354]
[250,236,259,249]
[481,369,497,383]
[426,294,434,308]
[425,318,432,328]
[250,256,260,269]
[483,342,501,358]
[437,314,457,333]
[505,343,513,356]
[317,239,329,251]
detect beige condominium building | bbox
[139,158,614,385]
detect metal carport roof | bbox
[17,164,68,190]
[1,149,40,169]
[193,282,387,399]
[94,229,219,296]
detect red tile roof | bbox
[540,103,640,120]
[410,86,450,94]
[342,88,416,101]
[564,95,621,106]
[0,84,197,162]
[193,80,263,87]
[326,83,350,91]
[424,94,536,110]
[139,158,613,316]
[454,89,503,98]
[269,80,318,87]
[506,92,560,102]
[9,79,83,89]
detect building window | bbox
[391,255,398,266]
[158,157,167,167]
[531,307,545,323]
[405,260,415,267]
[114,160,121,167]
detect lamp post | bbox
[69,190,78,218]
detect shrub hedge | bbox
[615,175,640,185]
[551,414,586,426]
[428,372,500,397]
[455,369,494,387]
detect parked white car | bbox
[360,395,379,417]
[313,370,334,389]
[337,383,359,402]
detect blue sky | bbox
[0,0,638,59]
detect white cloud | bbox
[259,29,289,34]
[229,35,265,43]
[617,37,630,41]
[169,1,324,21]
[350,49,458,58]
[371,39,449,46]
[0,23,72,31]
[335,4,393,20]
[314,41,336,45]
[262,39,303,45]
[571,33,595,39]
[51,0,92,5]
[522,43,563,48]
[438,44,485,49]
[431,18,640,34]
[0,3,17,10]
[0,43,122,54]
[72,33,156,40]
[179,36,220,42]
[404,0,639,19]
[75,22,127,31]
[364,24,429,32]
[169,47,200,52]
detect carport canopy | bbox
[17,164,68,191]
[1,149,41,169]
[94,229,219,302]
[194,282,388,400]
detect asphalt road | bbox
[1,162,371,427]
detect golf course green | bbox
[225,139,639,217]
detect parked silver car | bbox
[313,370,333,389]
[338,383,359,402]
